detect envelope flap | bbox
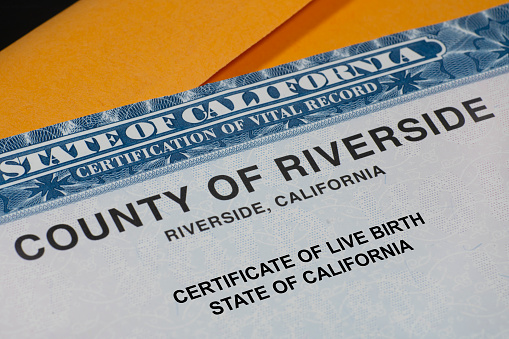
[0,0,311,138]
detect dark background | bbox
[0,0,79,50]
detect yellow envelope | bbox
[0,0,311,138]
[209,0,509,82]
[0,0,505,139]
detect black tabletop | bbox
[0,0,79,51]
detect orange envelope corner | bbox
[0,0,507,139]
[0,0,311,138]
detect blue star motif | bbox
[384,71,425,94]
[287,118,306,128]
[168,152,188,163]
[494,35,509,60]
[26,174,74,201]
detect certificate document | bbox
[1,4,509,337]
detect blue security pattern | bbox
[0,4,508,219]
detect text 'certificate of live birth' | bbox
[1,4,509,338]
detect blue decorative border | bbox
[0,3,508,220]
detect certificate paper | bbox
[1,4,509,337]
